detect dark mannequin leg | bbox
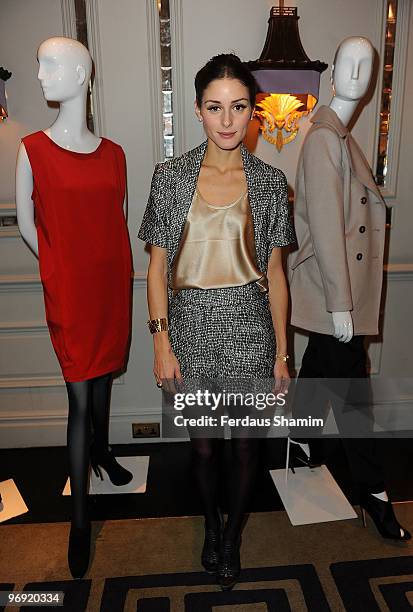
[66,380,92,529]
[90,373,112,450]
[190,438,222,529]
[311,333,385,490]
[66,379,93,579]
[224,437,260,541]
[89,372,133,485]
[289,334,328,463]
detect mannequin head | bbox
[37,37,92,102]
[331,36,374,102]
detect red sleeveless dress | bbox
[22,131,133,382]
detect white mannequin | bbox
[291,37,401,516]
[16,36,103,256]
[328,36,374,343]
[15,36,134,578]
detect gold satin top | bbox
[170,188,268,292]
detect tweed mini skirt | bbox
[168,282,276,380]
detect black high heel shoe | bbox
[286,437,321,476]
[201,509,224,574]
[90,444,133,486]
[217,536,241,591]
[68,521,91,579]
[359,491,411,541]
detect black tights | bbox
[66,373,112,529]
[191,437,260,541]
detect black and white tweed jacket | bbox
[137,139,296,298]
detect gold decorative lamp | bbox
[246,2,327,151]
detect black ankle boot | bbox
[359,491,411,541]
[217,536,241,591]
[68,521,91,579]
[90,444,133,486]
[201,509,224,574]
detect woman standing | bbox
[138,54,295,590]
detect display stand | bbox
[62,456,149,496]
[0,479,29,522]
[270,465,357,526]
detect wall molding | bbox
[0,203,15,213]
[169,0,185,156]
[0,407,163,448]
[0,272,147,292]
[0,373,124,390]
[60,0,77,38]
[0,322,125,388]
[0,202,19,238]
[2,265,412,293]
[85,0,106,137]
[384,263,413,280]
[0,376,65,389]
[0,321,48,335]
[364,0,388,166]
[0,406,158,423]
[373,0,412,200]
[146,0,163,164]
[60,0,106,135]
[0,274,43,293]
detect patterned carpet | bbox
[1,506,413,611]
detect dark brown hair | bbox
[195,53,256,108]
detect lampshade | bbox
[247,6,327,96]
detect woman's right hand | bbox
[153,334,183,394]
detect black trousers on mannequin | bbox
[66,373,113,529]
[290,332,385,493]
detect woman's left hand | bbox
[273,360,290,396]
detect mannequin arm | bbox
[123,192,128,222]
[332,310,353,342]
[16,143,38,257]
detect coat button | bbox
[356,253,363,260]
[359,226,366,233]
[361,196,367,204]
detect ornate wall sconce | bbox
[0,67,12,121]
[246,3,327,152]
[255,92,317,152]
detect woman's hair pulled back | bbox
[195,53,256,108]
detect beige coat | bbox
[288,105,387,336]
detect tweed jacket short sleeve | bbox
[137,163,170,248]
[137,140,296,299]
[267,169,295,259]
